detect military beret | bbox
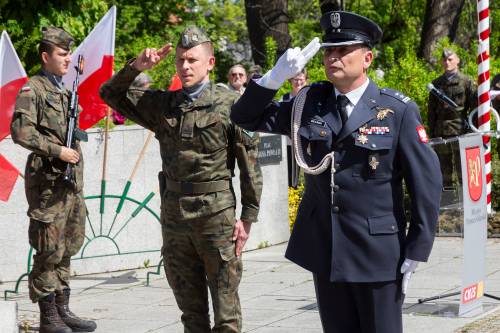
[178,26,211,49]
[320,11,382,48]
[442,48,457,58]
[41,26,74,51]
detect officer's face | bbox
[323,45,373,93]
[176,44,215,88]
[442,54,460,73]
[228,67,247,91]
[41,46,72,76]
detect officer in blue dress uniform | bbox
[230,11,442,333]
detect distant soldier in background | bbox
[492,74,500,114]
[428,49,477,190]
[11,27,96,333]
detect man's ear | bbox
[208,56,215,71]
[41,52,49,66]
[363,49,373,70]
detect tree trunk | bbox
[418,0,465,64]
[319,0,343,14]
[244,0,291,67]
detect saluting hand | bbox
[132,44,173,71]
[232,219,252,257]
[59,147,80,164]
[256,37,321,90]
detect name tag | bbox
[309,118,326,127]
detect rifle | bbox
[64,54,88,182]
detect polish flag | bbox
[0,30,28,141]
[63,6,116,130]
[168,73,182,91]
[0,153,20,202]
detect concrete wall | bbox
[0,125,290,283]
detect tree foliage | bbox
[1,0,499,110]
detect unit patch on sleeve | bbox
[416,125,428,143]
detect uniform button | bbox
[319,130,327,137]
[391,225,395,230]
[334,163,340,169]
[371,143,377,148]
[332,206,339,213]
[333,185,340,192]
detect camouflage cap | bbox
[178,26,211,49]
[41,26,74,51]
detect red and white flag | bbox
[63,6,116,130]
[0,153,20,202]
[0,30,28,141]
[168,73,182,91]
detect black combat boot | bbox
[38,293,72,333]
[55,289,97,332]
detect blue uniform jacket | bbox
[231,79,442,282]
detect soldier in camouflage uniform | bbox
[428,49,477,189]
[492,74,500,115]
[100,26,263,333]
[10,27,96,333]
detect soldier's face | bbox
[42,46,72,76]
[176,44,215,88]
[323,45,372,93]
[442,54,460,73]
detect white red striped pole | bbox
[477,0,491,213]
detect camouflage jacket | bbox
[100,64,262,222]
[10,71,84,221]
[428,71,477,137]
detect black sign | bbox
[257,135,282,166]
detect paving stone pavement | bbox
[2,238,500,333]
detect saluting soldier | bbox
[428,49,477,189]
[11,27,96,333]
[231,11,442,333]
[100,26,262,333]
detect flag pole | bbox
[107,130,154,236]
[99,107,112,234]
[477,0,491,213]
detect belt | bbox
[165,179,230,194]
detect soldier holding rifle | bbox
[428,49,477,190]
[11,27,95,333]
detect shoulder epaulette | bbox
[380,88,411,104]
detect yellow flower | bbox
[288,184,305,232]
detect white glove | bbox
[400,258,419,294]
[256,37,321,90]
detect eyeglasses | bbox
[231,72,246,78]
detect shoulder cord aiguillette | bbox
[291,87,336,204]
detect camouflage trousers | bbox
[435,140,462,188]
[28,189,86,303]
[162,207,243,333]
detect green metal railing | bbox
[4,191,162,300]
